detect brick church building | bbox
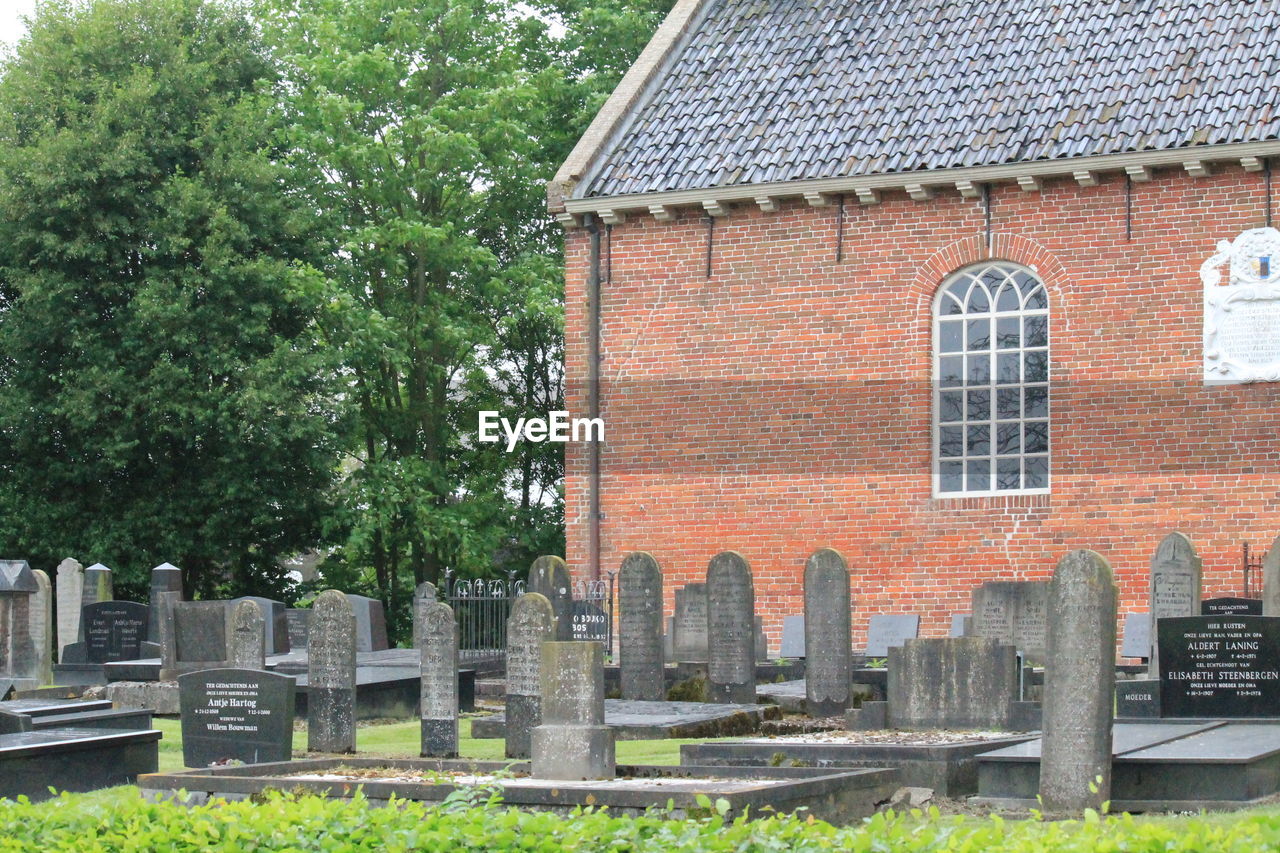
[548,0,1280,647]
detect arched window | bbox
[934,263,1049,495]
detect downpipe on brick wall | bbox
[585,213,602,582]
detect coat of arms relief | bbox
[1202,227,1280,383]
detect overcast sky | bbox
[0,0,35,47]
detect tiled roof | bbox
[583,0,1280,199]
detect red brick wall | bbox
[563,163,1280,650]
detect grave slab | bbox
[472,699,781,741]
[0,726,160,801]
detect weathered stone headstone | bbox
[148,563,183,641]
[233,597,290,655]
[528,556,573,641]
[672,583,708,662]
[619,552,664,701]
[417,599,459,757]
[1159,614,1280,717]
[81,564,114,608]
[1263,533,1280,616]
[228,599,266,670]
[804,548,851,717]
[887,637,1018,729]
[780,614,805,658]
[286,609,310,650]
[530,641,615,780]
[0,561,38,683]
[865,614,920,657]
[755,615,768,661]
[173,601,229,668]
[29,570,52,685]
[1148,532,1202,671]
[1039,549,1116,813]
[970,580,1050,661]
[79,601,150,663]
[1120,611,1150,659]
[155,591,185,679]
[706,551,755,704]
[307,590,357,753]
[411,581,437,650]
[179,668,295,767]
[1202,597,1261,616]
[504,592,555,759]
[346,594,390,652]
[55,558,83,662]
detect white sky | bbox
[0,0,34,47]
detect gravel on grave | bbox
[284,771,784,791]
[741,729,1017,745]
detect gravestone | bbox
[307,590,357,753]
[0,561,39,683]
[504,593,555,759]
[1263,533,1280,616]
[949,614,971,637]
[887,637,1019,730]
[81,564,113,607]
[672,583,709,662]
[55,558,83,662]
[1116,680,1160,718]
[29,570,52,685]
[865,614,920,657]
[1120,611,1151,659]
[571,600,609,642]
[148,563,183,641]
[1202,597,1261,617]
[804,548,851,717]
[179,668,295,767]
[755,616,768,661]
[619,552,664,701]
[80,601,150,663]
[1148,532,1202,671]
[1159,615,1280,717]
[346,594,390,653]
[411,581,437,650]
[706,551,755,704]
[172,601,229,669]
[663,617,675,662]
[970,580,1050,661]
[233,597,290,655]
[417,599,458,757]
[286,609,310,650]
[155,591,185,679]
[1039,550,1116,813]
[780,614,805,658]
[228,599,266,670]
[528,556,573,641]
[530,641,615,780]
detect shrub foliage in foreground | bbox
[1,788,1280,852]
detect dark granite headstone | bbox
[1159,615,1280,718]
[804,548,851,717]
[1120,611,1150,659]
[530,641,614,780]
[417,599,458,758]
[1149,532,1202,671]
[1202,597,1262,617]
[528,556,573,642]
[228,599,266,670]
[619,552,664,701]
[286,609,310,650]
[970,580,1050,662]
[147,563,183,641]
[570,601,609,642]
[233,597,290,655]
[1039,550,1116,813]
[504,592,555,759]
[706,552,755,704]
[81,601,149,664]
[346,594,390,653]
[179,668,295,767]
[887,637,1018,730]
[307,590,357,753]
[1116,679,1160,718]
[780,614,805,658]
[948,614,971,638]
[864,614,920,657]
[672,583,708,662]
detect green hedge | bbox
[2,787,1280,852]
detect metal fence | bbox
[441,568,616,659]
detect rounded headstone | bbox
[306,589,357,753]
[619,552,664,701]
[418,599,459,758]
[804,548,852,716]
[228,599,267,670]
[504,592,555,759]
[29,570,52,684]
[1148,532,1201,670]
[528,556,573,641]
[706,551,755,704]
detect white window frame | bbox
[931,262,1050,498]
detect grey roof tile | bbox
[584,0,1280,198]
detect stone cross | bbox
[504,592,555,758]
[804,548,852,717]
[148,563,183,641]
[672,583,709,663]
[530,641,615,780]
[1262,533,1280,616]
[29,570,52,685]
[1148,532,1201,672]
[1039,549,1116,813]
[706,551,755,704]
[228,599,266,670]
[418,598,459,758]
[306,589,357,753]
[528,555,573,641]
[55,558,83,662]
[619,552,664,701]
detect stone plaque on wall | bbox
[1202,227,1280,383]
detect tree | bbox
[0,0,339,599]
